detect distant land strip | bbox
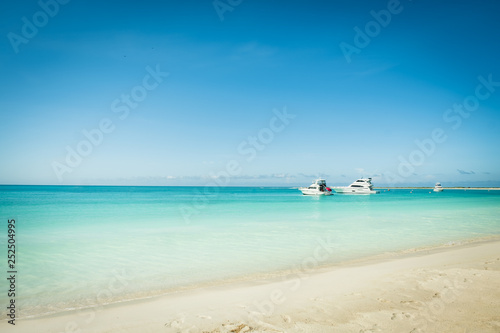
[376,187,500,190]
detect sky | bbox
[1,0,499,186]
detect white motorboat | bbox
[331,178,379,194]
[299,179,333,196]
[433,182,444,192]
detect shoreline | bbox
[5,237,500,333]
[10,235,500,320]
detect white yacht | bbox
[331,178,379,194]
[299,179,333,196]
[433,182,444,192]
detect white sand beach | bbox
[5,240,500,333]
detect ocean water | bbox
[1,185,500,318]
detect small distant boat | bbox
[331,178,379,194]
[299,179,333,196]
[433,183,444,192]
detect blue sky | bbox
[1,0,499,186]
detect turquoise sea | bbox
[1,185,500,318]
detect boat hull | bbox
[299,188,333,196]
[331,187,379,194]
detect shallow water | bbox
[1,185,499,317]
